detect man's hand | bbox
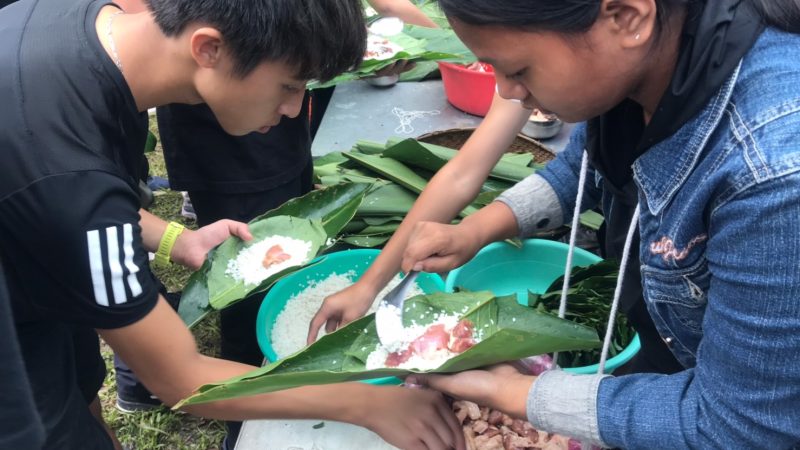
[361,386,466,450]
[407,364,535,420]
[171,219,252,270]
[307,281,378,344]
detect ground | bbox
[98,120,227,450]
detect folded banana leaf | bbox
[344,152,428,193]
[345,152,480,217]
[383,139,536,183]
[178,184,370,326]
[176,291,600,406]
[357,183,417,217]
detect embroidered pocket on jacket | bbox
[641,257,711,333]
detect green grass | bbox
[98,119,227,450]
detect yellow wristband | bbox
[154,222,185,267]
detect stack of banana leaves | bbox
[314,137,605,248]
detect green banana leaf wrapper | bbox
[178,183,370,327]
[176,291,600,407]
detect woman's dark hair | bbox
[751,0,800,33]
[143,0,366,81]
[436,0,800,35]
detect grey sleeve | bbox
[527,370,611,448]
[496,174,563,237]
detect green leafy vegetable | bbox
[527,260,632,367]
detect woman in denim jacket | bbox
[403,0,800,448]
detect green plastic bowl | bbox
[256,249,446,385]
[445,239,640,374]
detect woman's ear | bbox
[598,0,657,48]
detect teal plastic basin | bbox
[256,249,446,385]
[445,239,640,374]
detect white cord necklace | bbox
[107,10,124,73]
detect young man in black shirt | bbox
[0,1,465,449]
[0,260,45,450]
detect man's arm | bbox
[99,297,465,449]
[99,297,369,420]
[138,209,251,270]
[367,0,438,28]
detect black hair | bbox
[143,0,367,81]
[751,0,800,34]
[436,0,800,35]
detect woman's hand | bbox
[360,386,466,450]
[171,220,253,270]
[401,221,484,274]
[307,281,378,345]
[407,364,535,421]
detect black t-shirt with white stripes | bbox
[0,0,158,447]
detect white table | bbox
[235,418,398,450]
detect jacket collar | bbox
[633,61,742,216]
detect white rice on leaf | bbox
[226,236,312,287]
[271,272,424,358]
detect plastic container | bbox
[438,61,496,117]
[256,249,446,385]
[445,239,640,373]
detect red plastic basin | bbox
[438,61,496,117]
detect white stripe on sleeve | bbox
[86,229,109,307]
[122,223,143,297]
[105,226,127,305]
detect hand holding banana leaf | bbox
[177,183,370,327]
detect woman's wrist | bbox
[495,374,537,420]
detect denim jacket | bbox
[497,28,800,449]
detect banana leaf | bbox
[176,291,600,406]
[358,223,400,236]
[344,152,428,193]
[206,216,328,309]
[481,178,514,193]
[357,183,417,216]
[341,234,392,248]
[362,216,405,226]
[308,33,459,89]
[313,152,348,167]
[250,183,371,237]
[501,152,534,167]
[402,24,475,63]
[345,152,480,217]
[383,139,535,183]
[341,219,368,234]
[473,190,503,207]
[415,1,452,29]
[579,210,605,231]
[178,184,370,325]
[398,60,439,82]
[354,140,387,155]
